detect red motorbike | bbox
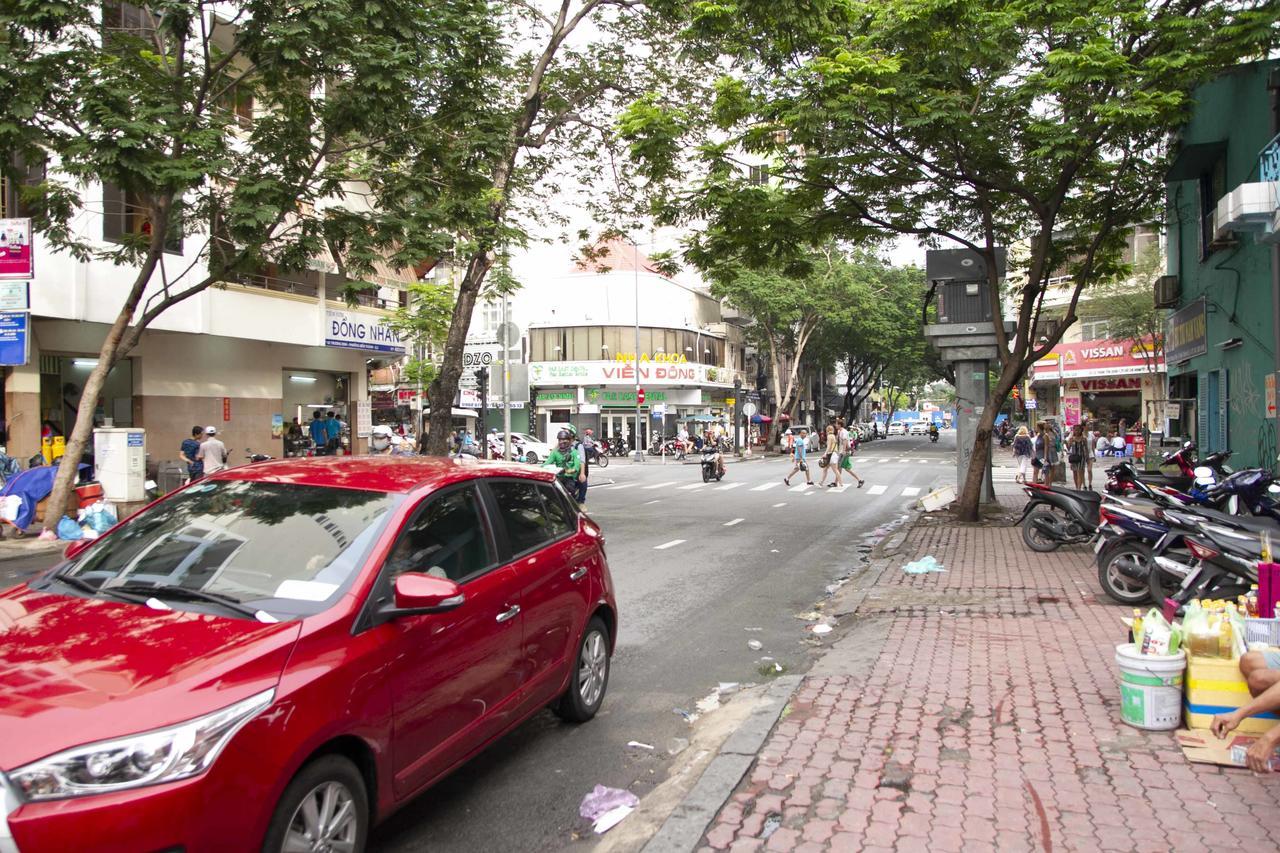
[1105,441,1230,496]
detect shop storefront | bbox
[528,356,735,448]
[1030,338,1167,436]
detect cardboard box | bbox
[1175,728,1280,770]
[1184,654,1280,735]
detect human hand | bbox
[1246,733,1279,773]
[1211,712,1241,739]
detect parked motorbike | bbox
[1018,482,1103,552]
[245,448,272,463]
[607,437,630,456]
[700,446,724,483]
[1151,508,1278,612]
[1104,440,1211,496]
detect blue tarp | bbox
[1,465,88,530]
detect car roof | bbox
[210,456,554,495]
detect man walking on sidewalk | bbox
[784,428,813,486]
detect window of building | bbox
[1079,318,1110,341]
[101,0,157,39]
[1,152,45,220]
[216,82,255,130]
[102,182,182,254]
[747,164,769,186]
[1197,158,1226,261]
[479,299,501,334]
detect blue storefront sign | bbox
[0,311,28,366]
[1260,132,1280,183]
[324,308,405,354]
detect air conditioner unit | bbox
[1153,275,1180,309]
[1222,182,1275,231]
[1214,195,1234,240]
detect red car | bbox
[0,457,616,852]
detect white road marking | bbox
[644,481,676,490]
[827,485,849,493]
[772,502,787,507]
[608,483,637,490]
[868,485,887,495]
[790,483,813,492]
[918,459,930,464]
[716,482,744,491]
[724,518,744,526]
[645,499,661,505]
[678,482,707,490]
[654,539,686,550]
[901,486,921,496]
[751,482,782,491]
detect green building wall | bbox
[1166,60,1279,470]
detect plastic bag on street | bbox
[55,515,83,541]
[0,494,20,523]
[903,556,947,574]
[83,502,118,534]
[579,785,639,822]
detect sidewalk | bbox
[690,485,1280,852]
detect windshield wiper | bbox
[48,570,152,605]
[106,582,264,620]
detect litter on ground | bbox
[903,555,947,574]
[579,785,639,834]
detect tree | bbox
[0,0,497,529]
[1100,243,1166,429]
[416,0,695,454]
[706,247,865,442]
[619,0,1280,520]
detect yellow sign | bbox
[614,352,688,364]
[725,397,736,407]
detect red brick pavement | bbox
[699,519,1280,852]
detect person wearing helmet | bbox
[548,428,584,499]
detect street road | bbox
[0,434,958,851]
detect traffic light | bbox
[476,367,489,399]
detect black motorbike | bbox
[1151,506,1279,612]
[929,429,939,443]
[585,444,609,468]
[700,447,724,483]
[1018,482,1103,552]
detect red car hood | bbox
[0,584,302,770]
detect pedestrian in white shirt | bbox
[197,426,229,474]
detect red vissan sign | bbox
[1032,338,1162,380]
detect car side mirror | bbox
[382,573,465,618]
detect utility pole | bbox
[633,238,644,462]
[477,367,489,458]
[502,293,512,461]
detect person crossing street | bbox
[784,427,813,486]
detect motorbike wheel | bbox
[594,453,608,469]
[1097,542,1153,605]
[1021,510,1063,552]
[525,451,539,465]
[702,467,710,483]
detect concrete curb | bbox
[0,539,63,562]
[640,674,802,853]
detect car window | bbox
[385,486,494,584]
[53,480,399,620]
[537,483,575,536]
[489,480,558,556]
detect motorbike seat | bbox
[1188,506,1280,534]
[1048,486,1102,505]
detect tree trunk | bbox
[423,251,493,455]
[954,362,1019,521]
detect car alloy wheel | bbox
[283,781,359,853]
[579,629,608,708]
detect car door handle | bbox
[496,604,521,623]
[570,566,588,581]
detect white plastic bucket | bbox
[1115,643,1186,731]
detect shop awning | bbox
[425,408,480,418]
[751,414,772,423]
[685,414,718,422]
[1165,140,1227,182]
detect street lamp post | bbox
[633,238,643,462]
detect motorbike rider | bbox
[928,421,939,441]
[548,428,584,499]
[703,428,725,478]
[582,428,599,465]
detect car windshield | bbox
[47,480,401,621]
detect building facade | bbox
[468,241,748,446]
[1162,59,1280,468]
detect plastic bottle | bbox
[1221,618,1235,659]
[1132,609,1144,647]
[1264,530,1274,564]
[1250,585,1260,617]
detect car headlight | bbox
[9,688,274,802]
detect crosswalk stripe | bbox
[901,487,920,496]
[716,482,744,491]
[790,483,813,492]
[654,539,685,550]
[868,485,887,495]
[827,485,849,493]
[772,502,787,507]
[678,482,707,490]
[724,518,744,526]
[644,481,677,490]
[751,482,782,491]
[607,483,636,491]
[918,459,930,464]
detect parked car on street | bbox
[492,431,554,464]
[887,422,907,436]
[0,457,616,853]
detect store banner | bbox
[1166,298,1208,365]
[0,311,28,365]
[0,219,34,280]
[324,308,405,354]
[528,360,730,387]
[1032,337,1163,380]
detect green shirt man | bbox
[548,446,583,478]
